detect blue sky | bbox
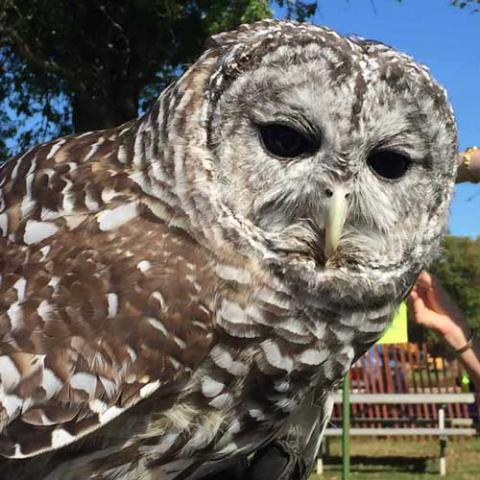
[275,0,480,238]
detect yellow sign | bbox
[377,302,408,344]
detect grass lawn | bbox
[311,437,480,480]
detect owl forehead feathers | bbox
[206,20,456,145]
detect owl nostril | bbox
[325,189,350,199]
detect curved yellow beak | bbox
[324,189,349,259]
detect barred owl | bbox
[0,20,457,480]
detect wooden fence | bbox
[330,343,477,430]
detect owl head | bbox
[163,20,458,309]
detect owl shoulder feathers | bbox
[0,126,216,458]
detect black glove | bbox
[248,440,307,480]
[201,440,307,480]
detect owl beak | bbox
[324,188,349,259]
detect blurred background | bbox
[1,1,479,478]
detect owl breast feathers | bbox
[0,20,457,480]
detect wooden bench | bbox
[318,393,477,476]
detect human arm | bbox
[409,271,480,389]
[457,147,480,183]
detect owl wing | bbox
[0,132,216,458]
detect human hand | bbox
[409,271,469,346]
[410,272,480,387]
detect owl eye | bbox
[258,124,318,159]
[367,150,412,180]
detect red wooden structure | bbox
[330,343,476,431]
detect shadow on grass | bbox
[323,455,433,474]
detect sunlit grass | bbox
[311,437,480,480]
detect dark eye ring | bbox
[258,123,319,159]
[367,150,412,180]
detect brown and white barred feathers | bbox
[0,20,458,479]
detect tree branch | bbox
[0,25,87,93]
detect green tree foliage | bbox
[432,236,480,329]
[397,0,480,12]
[409,236,480,349]
[451,0,480,12]
[0,0,317,162]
